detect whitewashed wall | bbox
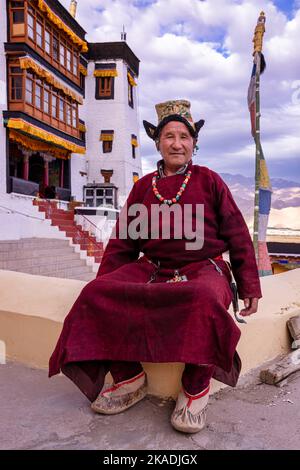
[84,58,142,207]
[0,193,65,240]
[70,153,87,201]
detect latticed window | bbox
[10,66,23,101]
[99,77,112,96]
[45,28,51,55]
[44,86,50,114]
[27,8,34,40]
[53,34,59,62]
[72,104,77,128]
[36,19,43,48]
[73,55,78,76]
[51,94,56,118]
[66,49,71,72]
[66,103,72,126]
[59,97,64,121]
[60,43,66,67]
[35,80,42,109]
[10,1,25,37]
[25,75,33,104]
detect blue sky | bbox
[61,0,300,182]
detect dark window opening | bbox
[132,144,136,159]
[103,140,113,153]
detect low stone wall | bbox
[0,268,299,398]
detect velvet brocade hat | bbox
[143,99,205,141]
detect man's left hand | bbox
[239,298,259,316]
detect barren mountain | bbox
[221,173,300,229]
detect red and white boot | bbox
[91,371,147,415]
[171,385,210,433]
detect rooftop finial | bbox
[121,25,127,42]
[69,0,77,18]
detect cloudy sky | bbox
[61,0,300,181]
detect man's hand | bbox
[239,298,259,316]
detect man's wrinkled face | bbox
[158,121,195,170]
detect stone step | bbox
[0,239,70,252]
[0,247,79,262]
[9,256,86,271]
[49,213,74,221]
[75,243,103,254]
[0,253,84,270]
[9,262,93,277]
[69,271,96,282]
[57,225,80,233]
[53,222,77,231]
[54,209,74,216]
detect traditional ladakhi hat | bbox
[143,99,205,141]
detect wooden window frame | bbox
[10,1,25,38]
[66,101,72,126]
[44,26,51,56]
[72,103,77,128]
[35,18,44,50]
[9,65,24,102]
[34,78,43,110]
[27,7,35,41]
[102,140,113,153]
[25,73,34,105]
[59,95,65,122]
[66,47,72,73]
[51,91,58,120]
[43,84,51,115]
[95,76,114,100]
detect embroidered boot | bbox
[170,385,210,433]
[91,371,147,414]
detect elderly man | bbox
[49,100,261,434]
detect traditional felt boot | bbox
[171,385,210,433]
[91,371,147,414]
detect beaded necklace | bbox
[152,169,192,205]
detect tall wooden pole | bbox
[251,12,266,263]
[253,54,261,262]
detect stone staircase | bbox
[32,199,104,264]
[0,199,105,281]
[0,238,96,282]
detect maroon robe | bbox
[49,162,262,401]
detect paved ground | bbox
[1,360,299,450]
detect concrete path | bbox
[0,360,299,450]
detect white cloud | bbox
[60,0,300,180]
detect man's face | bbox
[158,121,195,170]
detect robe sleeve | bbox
[213,172,262,300]
[96,183,141,278]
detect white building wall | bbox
[84,57,142,207]
[0,0,7,196]
[70,153,87,201]
[0,193,66,240]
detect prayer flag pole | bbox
[248,11,273,276]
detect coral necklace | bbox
[152,169,192,205]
